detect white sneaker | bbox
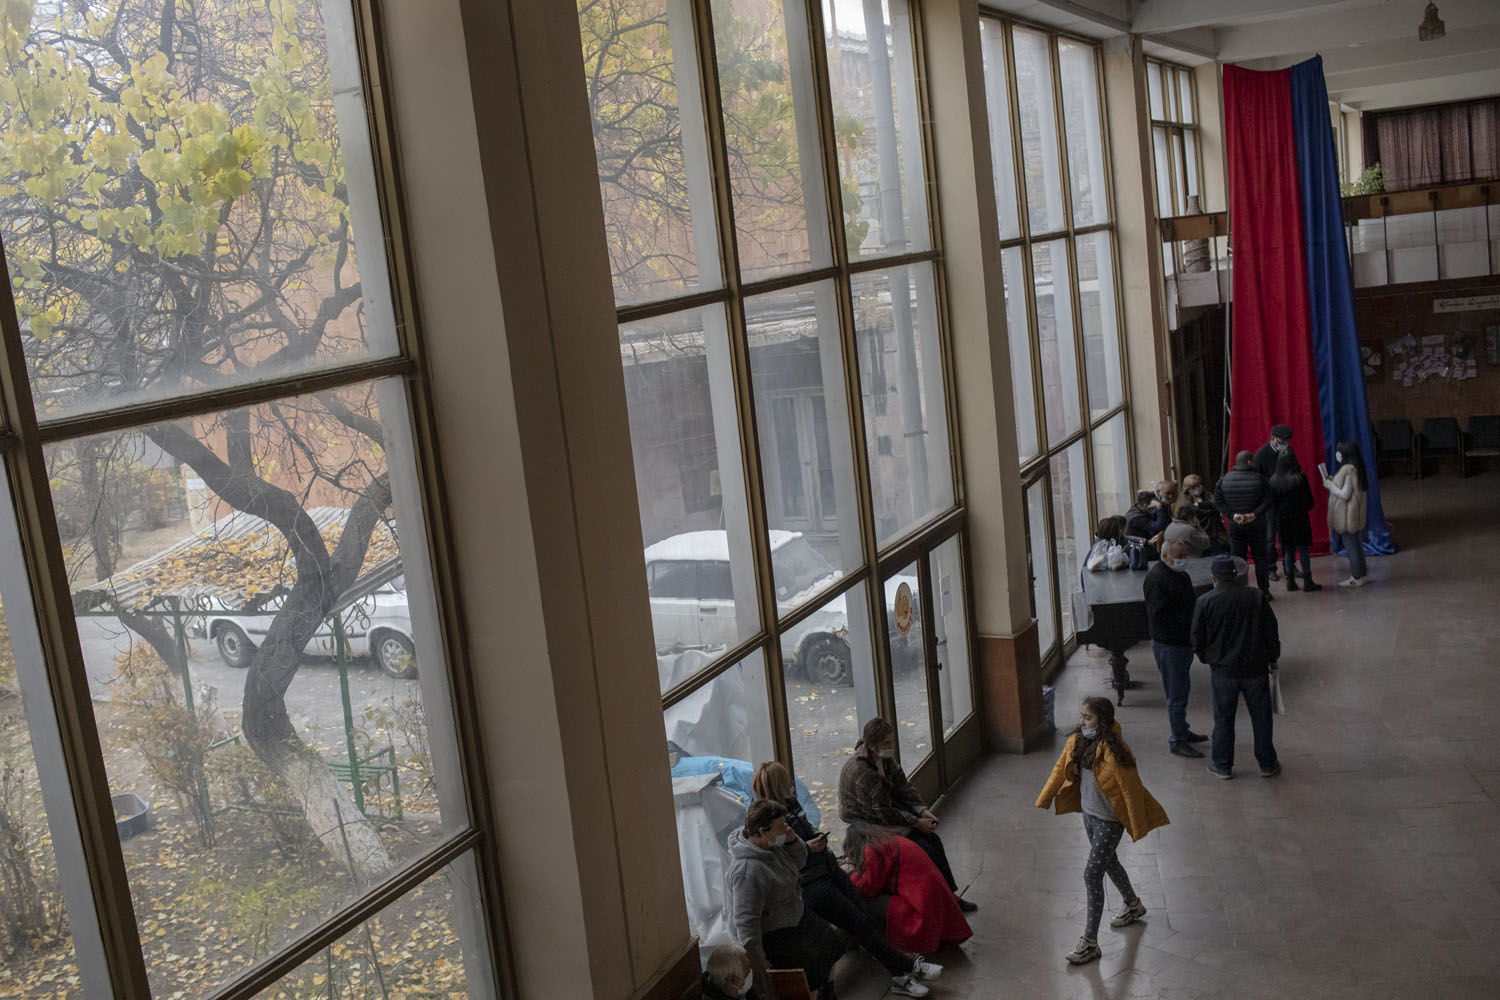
[890,972,930,997]
[1349,576,1370,587]
[1338,577,1357,588]
[911,959,943,981]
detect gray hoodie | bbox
[724,827,808,944]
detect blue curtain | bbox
[1288,57,1396,554]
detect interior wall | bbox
[384,1,694,997]
[923,0,1045,751]
[1356,274,1500,425]
[1107,36,1171,482]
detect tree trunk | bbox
[79,441,117,581]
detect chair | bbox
[1373,419,1417,479]
[1465,415,1500,477]
[1418,417,1464,478]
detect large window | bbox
[581,0,976,956]
[980,17,1132,667]
[0,2,499,995]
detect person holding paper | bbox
[1321,441,1370,588]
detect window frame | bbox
[0,2,515,996]
[981,14,1135,671]
[597,0,979,790]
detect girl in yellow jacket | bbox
[1036,696,1170,966]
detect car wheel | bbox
[802,635,851,686]
[214,623,255,669]
[374,631,418,679]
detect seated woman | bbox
[1163,507,1212,557]
[844,822,973,955]
[752,763,941,996]
[1178,474,1230,554]
[838,718,976,912]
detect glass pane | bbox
[1147,62,1165,121]
[1153,126,1174,218]
[624,306,760,679]
[252,857,490,999]
[1032,241,1082,444]
[1002,246,1039,463]
[979,18,1022,241]
[1050,441,1091,640]
[1178,69,1195,125]
[1183,132,1201,200]
[713,0,832,281]
[0,556,87,994]
[931,536,973,737]
[2,0,399,420]
[1077,232,1123,418]
[886,562,931,772]
[851,265,955,546]
[1172,131,1190,216]
[1090,412,1132,524]
[825,0,930,258]
[1057,40,1109,229]
[1025,478,1056,659]
[52,381,473,997]
[747,283,862,611]
[667,651,774,948]
[582,0,720,305]
[783,587,876,850]
[1012,27,1065,235]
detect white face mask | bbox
[1335,451,1343,463]
[779,830,794,846]
[878,748,895,759]
[1080,727,1098,739]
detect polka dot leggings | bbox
[1082,812,1137,940]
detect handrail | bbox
[1157,179,1497,244]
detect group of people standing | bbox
[720,719,972,1000]
[1091,423,1373,596]
[1214,424,1372,595]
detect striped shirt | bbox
[1080,760,1117,822]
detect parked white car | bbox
[203,577,417,679]
[644,530,919,685]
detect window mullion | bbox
[682,0,789,766]
[0,267,153,998]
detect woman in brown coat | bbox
[1036,696,1170,966]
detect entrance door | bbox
[765,392,838,536]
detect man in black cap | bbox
[1212,451,1275,598]
[1255,425,1297,582]
[1191,555,1281,780]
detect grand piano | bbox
[1071,556,1239,704]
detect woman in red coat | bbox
[843,823,972,955]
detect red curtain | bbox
[1223,65,1329,551]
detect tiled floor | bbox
[834,473,1500,999]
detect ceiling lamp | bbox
[1419,2,1445,41]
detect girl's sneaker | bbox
[889,972,930,997]
[1065,937,1102,965]
[1110,898,1147,928]
[910,959,943,981]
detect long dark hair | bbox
[842,821,901,876]
[1068,696,1136,776]
[856,717,894,760]
[1335,440,1367,491]
[1268,448,1303,494]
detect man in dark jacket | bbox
[1254,425,1297,581]
[1143,539,1208,758]
[1125,490,1169,541]
[1191,555,1281,780]
[1213,451,1275,597]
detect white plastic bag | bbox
[1269,669,1286,715]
